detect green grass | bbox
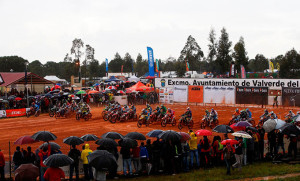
[117,162,300,181]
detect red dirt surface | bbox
[0,104,293,159]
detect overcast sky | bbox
[0,0,299,64]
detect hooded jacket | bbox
[189,132,198,150]
[81,144,93,164]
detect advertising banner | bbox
[155,78,300,89]
[147,47,155,77]
[5,108,27,118]
[105,58,108,72]
[188,86,203,103]
[282,87,300,106]
[0,110,6,118]
[236,87,268,105]
[173,86,188,103]
[204,86,235,104]
[159,88,173,104]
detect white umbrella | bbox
[275,119,286,129]
[232,131,252,139]
[263,119,277,133]
[295,115,300,122]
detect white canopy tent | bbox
[128,75,140,82]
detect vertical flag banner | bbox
[230,64,235,77]
[186,60,190,71]
[155,59,159,72]
[121,65,124,74]
[105,58,108,72]
[270,61,274,73]
[147,47,155,76]
[240,65,246,78]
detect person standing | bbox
[38,143,51,181]
[68,145,81,181]
[0,149,5,180]
[81,144,93,180]
[13,146,23,170]
[188,130,199,169]
[223,144,233,175]
[23,146,36,164]
[273,95,278,108]
[131,145,141,174]
[139,142,149,174]
[276,130,285,155]
[288,135,298,159]
[258,127,265,160]
[232,138,243,171]
[120,146,132,176]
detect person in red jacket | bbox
[38,143,51,181]
[44,167,65,181]
[0,149,5,180]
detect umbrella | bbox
[15,164,39,181]
[15,97,23,101]
[54,85,61,89]
[43,154,73,167]
[230,123,246,131]
[118,138,138,148]
[95,138,118,148]
[101,132,124,140]
[39,142,61,150]
[275,119,286,129]
[221,139,239,145]
[232,131,252,138]
[8,95,16,100]
[63,136,84,146]
[146,130,164,137]
[213,125,234,133]
[125,132,146,140]
[117,90,125,94]
[88,90,100,94]
[14,135,39,145]
[87,150,117,171]
[263,119,277,133]
[76,90,87,95]
[279,123,300,136]
[45,94,52,98]
[195,129,212,136]
[31,131,57,142]
[246,127,258,133]
[158,130,181,142]
[81,134,99,141]
[93,83,100,87]
[235,121,252,127]
[56,83,61,86]
[178,132,191,142]
[106,86,117,90]
[72,96,80,100]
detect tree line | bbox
[0,27,300,81]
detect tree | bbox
[123,53,133,72]
[0,56,28,72]
[89,59,99,80]
[134,53,148,77]
[28,60,45,76]
[63,53,72,62]
[279,48,300,78]
[248,54,268,72]
[232,37,249,73]
[175,61,186,77]
[178,35,204,71]
[70,38,84,63]
[163,57,176,72]
[207,28,217,63]
[109,53,124,72]
[216,28,232,74]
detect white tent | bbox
[128,75,140,82]
[44,75,65,82]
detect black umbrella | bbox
[146,130,164,137]
[32,131,57,142]
[213,125,234,133]
[246,126,259,132]
[81,134,99,141]
[95,138,118,148]
[125,132,146,140]
[39,142,61,151]
[63,136,84,146]
[43,154,73,167]
[101,132,124,140]
[87,150,117,171]
[279,123,300,136]
[158,130,181,142]
[118,138,138,148]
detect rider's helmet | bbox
[205,109,209,113]
[124,105,128,108]
[289,110,292,114]
[246,108,249,112]
[168,108,171,112]
[187,107,190,111]
[131,105,135,108]
[211,108,214,112]
[297,111,300,115]
[156,106,160,109]
[235,108,239,112]
[161,104,164,107]
[142,109,147,113]
[265,109,268,113]
[147,104,150,107]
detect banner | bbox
[155,78,300,89]
[159,88,174,104]
[240,65,246,78]
[5,108,27,118]
[105,58,108,72]
[0,110,6,118]
[186,61,190,71]
[204,86,235,104]
[173,86,188,102]
[236,87,268,105]
[188,86,203,103]
[147,47,155,77]
[230,64,235,77]
[282,87,300,106]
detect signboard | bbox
[155,78,300,89]
[204,86,235,104]
[173,86,188,103]
[0,110,6,118]
[5,108,27,118]
[282,87,300,106]
[236,87,268,105]
[188,86,203,103]
[159,88,173,104]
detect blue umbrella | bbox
[93,83,100,87]
[56,83,61,86]
[146,130,164,138]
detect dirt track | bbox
[0,104,292,159]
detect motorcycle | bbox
[228,115,239,125]
[200,116,210,129]
[49,106,58,117]
[55,107,71,119]
[110,111,121,123]
[76,110,92,121]
[178,116,194,130]
[26,107,41,118]
[137,114,149,128]
[257,115,269,127]
[148,112,163,124]
[161,114,176,127]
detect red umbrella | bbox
[88,90,100,94]
[54,85,61,89]
[14,136,39,145]
[178,132,191,142]
[117,90,125,94]
[107,86,117,90]
[195,129,212,136]
[230,123,245,131]
[15,97,23,101]
[221,139,239,145]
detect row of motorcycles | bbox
[49,103,92,121]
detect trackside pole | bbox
[9,141,11,180]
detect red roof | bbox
[126,81,154,92]
[0,72,54,87]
